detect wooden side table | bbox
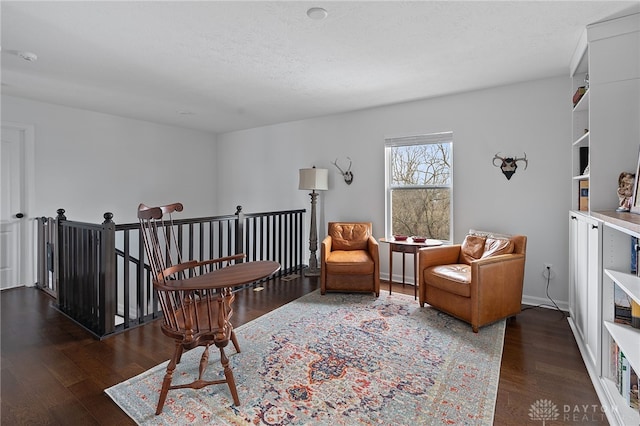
[380,238,443,299]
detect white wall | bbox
[2,76,572,306]
[216,76,572,307]
[2,95,219,224]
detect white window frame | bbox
[384,132,453,243]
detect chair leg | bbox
[156,341,182,415]
[198,344,210,380]
[230,330,241,353]
[219,346,240,406]
[175,344,185,364]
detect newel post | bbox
[235,205,244,261]
[100,212,116,335]
[35,217,46,290]
[55,209,66,309]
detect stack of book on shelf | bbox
[579,180,589,211]
[611,342,639,413]
[614,283,632,325]
[573,86,586,107]
[634,237,640,329]
[631,237,637,276]
[614,237,640,327]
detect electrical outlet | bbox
[542,263,554,280]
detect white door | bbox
[1,125,27,289]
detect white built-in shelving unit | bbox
[568,11,640,426]
[596,213,640,425]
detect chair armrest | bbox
[367,236,379,258]
[160,260,200,280]
[162,254,247,279]
[197,253,246,268]
[469,253,526,296]
[418,245,461,270]
[321,235,332,261]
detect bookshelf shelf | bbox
[573,131,590,147]
[593,211,640,238]
[604,321,640,373]
[573,89,589,112]
[605,269,640,305]
[602,377,640,425]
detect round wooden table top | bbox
[380,237,443,246]
[157,260,280,291]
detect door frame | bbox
[2,121,36,288]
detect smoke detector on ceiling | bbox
[18,51,38,62]
[1,48,38,62]
[307,7,328,20]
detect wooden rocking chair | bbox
[137,202,251,414]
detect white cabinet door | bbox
[585,216,601,370]
[569,212,601,368]
[575,215,589,342]
[569,213,579,327]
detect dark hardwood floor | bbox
[1,277,607,425]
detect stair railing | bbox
[36,206,306,338]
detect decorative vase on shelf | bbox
[616,172,635,212]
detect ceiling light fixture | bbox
[307,7,328,20]
[1,49,39,62]
[17,51,38,62]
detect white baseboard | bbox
[382,272,418,286]
[521,294,569,312]
[382,272,570,311]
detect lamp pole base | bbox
[303,266,321,277]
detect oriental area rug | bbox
[105,290,505,425]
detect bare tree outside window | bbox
[386,135,452,241]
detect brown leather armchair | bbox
[418,233,526,332]
[321,222,380,296]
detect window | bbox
[385,132,452,242]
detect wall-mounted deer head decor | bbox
[493,153,528,180]
[332,157,354,185]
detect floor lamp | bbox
[299,167,328,277]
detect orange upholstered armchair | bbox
[321,222,380,296]
[418,232,526,332]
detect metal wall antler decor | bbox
[332,157,354,185]
[493,153,528,180]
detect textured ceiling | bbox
[1,1,638,134]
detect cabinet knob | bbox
[15,213,24,219]
[591,224,598,229]
[571,216,577,220]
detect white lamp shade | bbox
[299,168,329,191]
